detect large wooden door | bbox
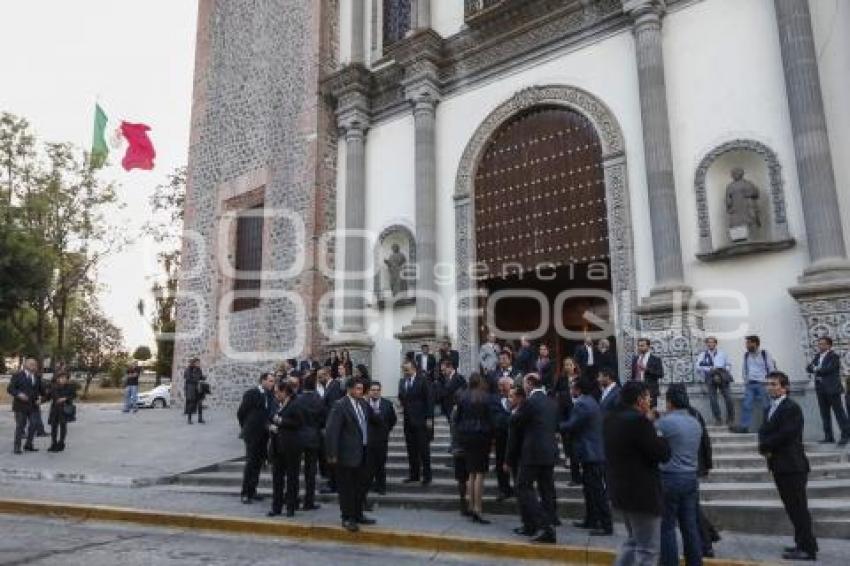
[474,106,612,370]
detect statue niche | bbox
[694,139,795,261]
[374,224,416,308]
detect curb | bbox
[0,498,765,565]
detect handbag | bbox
[199,381,211,396]
[63,402,77,422]
[710,368,732,385]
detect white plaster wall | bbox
[431,0,465,37]
[339,0,839,390]
[664,0,810,376]
[339,0,352,64]
[810,0,850,254]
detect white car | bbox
[136,384,171,409]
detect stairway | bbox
[170,420,850,538]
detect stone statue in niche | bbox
[384,243,408,296]
[725,167,761,242]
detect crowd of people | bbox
[7,358,77,454]
[229,334,829,563]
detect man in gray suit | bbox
[325,378,377,532]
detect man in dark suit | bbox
[7,358,44,454]
[560,376,612,536]
[325,377,376,532]
[574,338,599,380]
[438,340,460,374]
[806,336,849,446]
[437,359,466,425]
[415,344,437,381]
[629,337,664,407]
[515,336,536,375]
[488,350,522,393]
[513,373,559,544]
[293,373,327,510]
[604,381,671,566]
[299,355,320,373]
[320,370,346,494]
[759,371,818,561]
[398,359,434,485]
[598,368,620,415]
[366,380,397,495]
[236,372,277,503]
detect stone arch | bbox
[694,138,792,255]
[453,84,637,377]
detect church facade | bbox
[173,0,850,421]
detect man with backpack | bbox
[731,335,777,434]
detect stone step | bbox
[175,469,850,501]
[158,484,850,539]
[212,459,850,483]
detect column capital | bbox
[404,73,441,113]
[336,90,370,136]
[622,0,665,25]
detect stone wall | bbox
[173,0,338,408]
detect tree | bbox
[144,166,186,384]
[133,345,152,362]
[68,298,123,398]
[0,113,125,367]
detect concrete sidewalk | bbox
[0,478,848,564]
[0,405,242,486]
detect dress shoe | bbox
[13,448,22,455]
[375,489,386,495]
[342,520,359,532]
[364,502,374,512]
[421,478,432,486]
[471,513,490,525]
[782,549,816,561]
[589,528,613,536]
[551,517,562,527]
[198,419,206,424]
[285,509,295,517]
[838,437,849,447]
[47,444,60,453]
[703,549,715,558]
[784,546,799,553]
[57,442,65,451]
[267,510,281,517]
[252,495,265,502]
[513,526,535,536]
[572,520,593,529]
[302,503,321,511]
[402,478,419,484]
[241,497,253,504]
[530,528,556,544]
[23,445,38,452]
[356,515,376,525]
[818,438,835,444]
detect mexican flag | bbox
[90,104,156,171]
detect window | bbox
[233,204,264,312]
[383,0,411,48]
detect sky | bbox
[0,1,198,352]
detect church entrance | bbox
[472,105,614,373]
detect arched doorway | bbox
[454,85,637,378]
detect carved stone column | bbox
[396,49,446,355]
[326,75,374,368]
[777,0,850,388]
[624,0,702,383]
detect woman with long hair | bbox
[47,372,76,452]
[453,372,497,524]
[556,356,582,486]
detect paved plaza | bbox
[0,405,848,564]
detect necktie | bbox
[502,398,509,411]
[355,401,367,444]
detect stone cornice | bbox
[321,0,690,125]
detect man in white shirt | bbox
[479,333,500,374]
[695,336,734,426]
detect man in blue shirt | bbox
[694,336,733,426]
[732,335,776,433]
[656,384,704,566]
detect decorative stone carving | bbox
[789,280,850,384]
[694,139,795,262]
[373,224,417,308]
[453,84,637,377]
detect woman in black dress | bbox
[453,372,497,524]
[47,372,76,452]
[184,357,207,424]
